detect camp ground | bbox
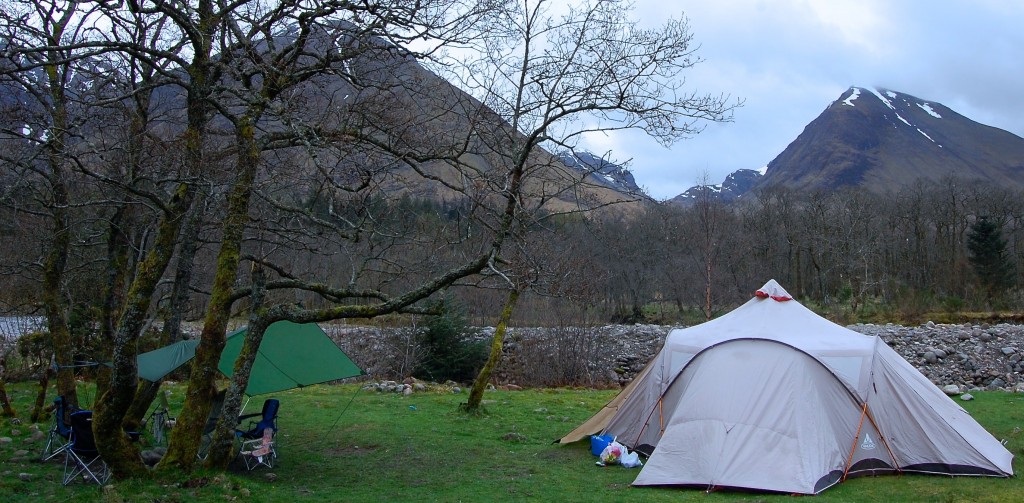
[2,300,1022,501]
[559,280,1014,494]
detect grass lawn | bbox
[2,382,1023,502]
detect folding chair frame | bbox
[41,396,74,462]
[234,398,280,470]
[62,411,110,486]
[238,427,276,470]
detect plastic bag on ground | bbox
[620,449,642,468]
[599,441,624,465]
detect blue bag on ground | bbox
[590,434,614,456]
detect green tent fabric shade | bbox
[136,321,364,395]
[137,339,201,382]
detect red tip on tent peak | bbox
[755,280,793,302]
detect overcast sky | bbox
[576,0,1024,200]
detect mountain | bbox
[758,86,1024,192]
[557,151,644,195]
[667,86,1024,203]
[667,167,763,206]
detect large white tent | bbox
[560,280,1013,494]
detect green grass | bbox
[2,383,1023,502]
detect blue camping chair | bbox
[62,411,110,485]
[41,396,76,462]
[235,399,279,470]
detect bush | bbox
[413,306,488,383]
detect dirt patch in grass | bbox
[324,444,380,457]
[537,446,582,461]
[180,476,211,488]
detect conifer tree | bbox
[966,216,1015,299]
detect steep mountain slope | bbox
[302,29,647,214]
[759,87,1024,192]
[557,151,645,195]
[0,25,645,217]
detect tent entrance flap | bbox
[135,321,363,395]
[632,339,868,494]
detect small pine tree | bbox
[966,216,1015,299]
[414,305,488,383]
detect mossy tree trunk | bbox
[464,288,520,413]
[160,114,261,471]
[93,183,196,479]
[125,195,204,431]
[0,385,13,418]
[124,380,159,433]
[30,368,52,424]
[95,205,135,399]
[38,10,78,410]
[142,0,220,469]
[97,85,153,399]
[1,356,16,417]
[206,265,269,469]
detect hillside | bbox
[306,29,648,215]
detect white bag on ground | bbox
[621,449,643,468]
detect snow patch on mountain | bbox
[668,168,763,206]
[917,102,942,119]
[861,87,941,148]
[843,88,861,107]
[868,87,897,111]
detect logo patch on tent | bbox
[861,433,876,451]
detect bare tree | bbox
[0,0,122,410]
[163,1,500,471]
[448,0,736,411]
[690,173,723,319]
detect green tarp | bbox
[137,339,200,382]
[136,321,363,395]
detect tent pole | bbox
[658,398,664,435]
[862,403,902,474]
[842,402,869,481]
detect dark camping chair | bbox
[235,399,279,470]
[62,410,110,486]
[41,396,75,461]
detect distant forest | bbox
[597,180,1021,323]
[6,175,1017,328]
[460,178,1023,326]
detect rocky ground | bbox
[852,321,1024,392]
[327,321,1024,393]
